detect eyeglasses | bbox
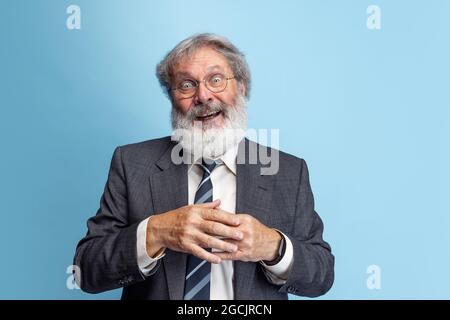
[171,73,235,99]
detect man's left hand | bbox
[214,213,282,263]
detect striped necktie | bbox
[183,159,219,300]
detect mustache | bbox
[185,101,228,121]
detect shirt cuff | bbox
[137,217,166,276]
[260,231,294,285]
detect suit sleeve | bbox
[279,159,335,297]
[73,147,160,294]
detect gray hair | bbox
[156,33,251,100]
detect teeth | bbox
[199,111,219,118]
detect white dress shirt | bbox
[136,143,294,299]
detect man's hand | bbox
[214,213,282,263]
[146,199,244,264]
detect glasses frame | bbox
[171,73,236,99]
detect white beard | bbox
[171,94,247,160]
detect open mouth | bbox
[196,110,222,121]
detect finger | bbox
[187,243,222,264]
[235,213,253,223]
[201,221,243,240]
[201,208,240,226]
[215,251,239,261]
[220,239,241,247]
[197,233,239,253]
[196,199,221,209]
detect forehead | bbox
[172,46,232,77]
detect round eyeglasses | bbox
[171,73,235,99]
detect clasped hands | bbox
[146,199,282,264]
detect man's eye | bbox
[209,75,224,86]
[180,81,195,90]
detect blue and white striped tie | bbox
[184,159,218,300]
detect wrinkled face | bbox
[170,46,244,129]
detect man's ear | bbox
[239,82,247,97]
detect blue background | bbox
[1,0,449,299]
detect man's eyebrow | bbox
[173,71,193,79]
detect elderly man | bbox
[74,33,334,300]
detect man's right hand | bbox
[145,199,243,264]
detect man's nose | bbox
[193,81,214,105]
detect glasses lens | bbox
[206,74,227,92]
[177,79,197,95]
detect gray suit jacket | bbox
[74,137,334,299]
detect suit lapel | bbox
[149,142,188,300]
[234,139,273,300]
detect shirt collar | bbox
[187,141,239,176]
